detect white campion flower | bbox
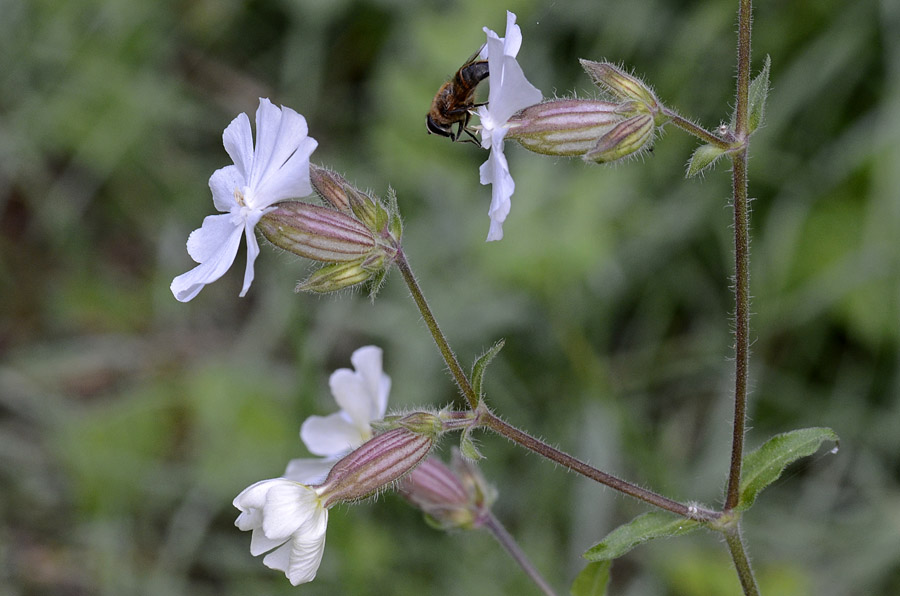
[283,345,391,484]
[171,98,318,302]
[476,11,542,241]
[233,479,328,586]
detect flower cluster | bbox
[172,100,399,301]
[233,346,436,585]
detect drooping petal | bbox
[479,134,515,242]
[170,214,244,301]
[283,457,336,485]
[300,411,364,457]
[222,112,254,181]
[240,215,264,297]
[282,508,328,585]
[208,165,245,213]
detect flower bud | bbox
[296,260,374,293]
[584,113,655,163]
[317,427,435,507]
[580,60,660,113]
[258,202,376,262]
[309,164,355,214]
[399,448,496,531]
[506,99,625,156]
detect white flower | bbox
[171,98,318,302]
[284,345,391,484]
[476,11,542,242]
[234,478,328,586]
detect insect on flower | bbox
[426,47,490,144]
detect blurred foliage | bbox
[1,0,898,594]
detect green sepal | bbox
[471,339,505,398]
[583,512,701,562]
[686,143,727,177]
[386,186,403,242]
[570,561,612,596]
[737,426,838,511]
[459,428,484,461]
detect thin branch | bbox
[482,512,559,596]
[481,411,718,523]
[395,249,479,409]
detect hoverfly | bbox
[426,48,490,144]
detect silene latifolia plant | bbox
[172,6,838,595]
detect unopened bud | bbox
[296,260,373,293]
[258,202,376,262]
[309,164,392,235]
[399,448,496,530]
[506,99,625,156]
[580,60,660,113]
[584,113,655,163]
[318,428,435,507]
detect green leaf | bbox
[738,426,838,511]
[584,512,701,561]
[686,143,727,177]
[571,561,612,596]
[471,339,505,398]
[729,55,771,133]
[747,55,771,133]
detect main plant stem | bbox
[725,524,760,596]
[725,0,753,516]
[724,0,761,594]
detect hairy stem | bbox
[663,109,730,147]
[724,524,760,596]
[395,249,479,409]
[725,0,753,513]
[481,410,718,522]
[482,512,559,596]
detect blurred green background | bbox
[1,0,897,594]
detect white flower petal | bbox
[282,508,328,586]
[328,368,378,431]
[222,112,254,181]
[480,134,515,242]
[261,481,320,542]
[260,540,293,574]
[208,165,244,213]
[239,216,264,298]
[349,346,390,419]
[255,136,318,207]
[283,457,335,485]
[501,11,523,56]
[300,412,364,457]
[170,215,244,301]
[490,55,542,124]
[248,100,317,207]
